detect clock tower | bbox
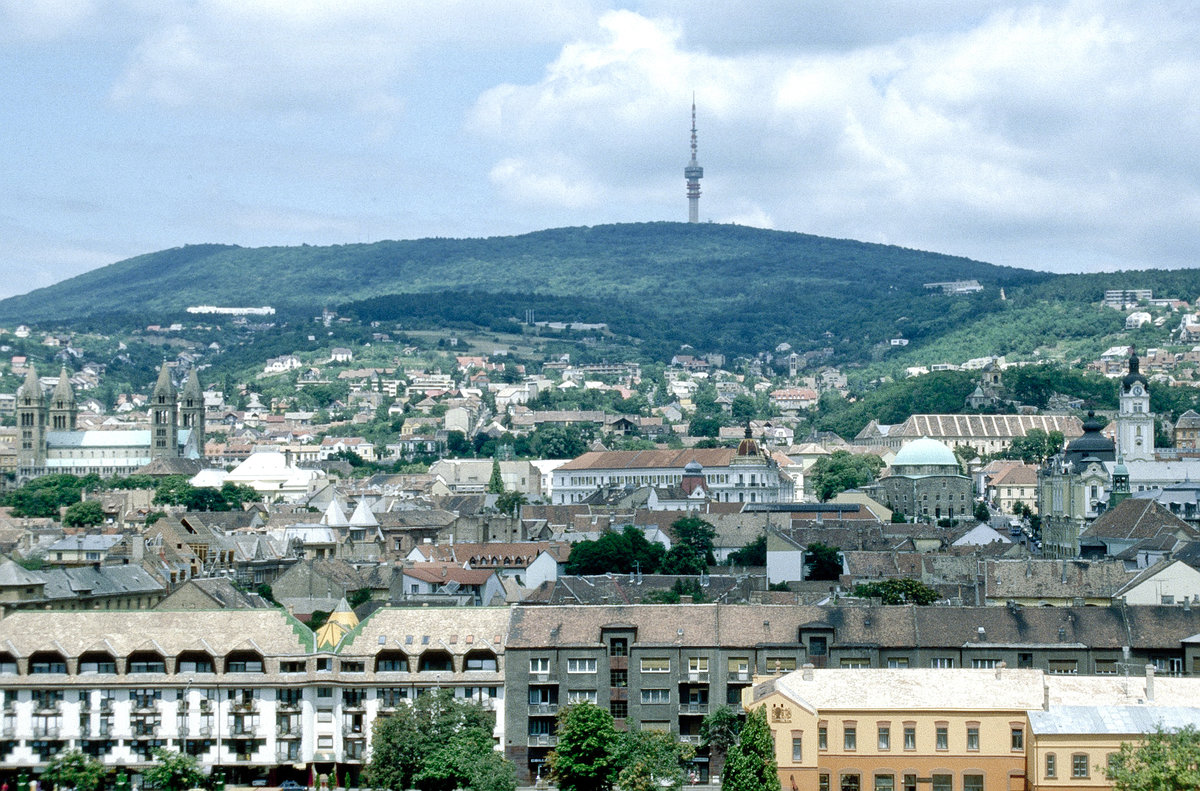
[1117,353,1154,461]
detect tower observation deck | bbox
[685,98,703,223]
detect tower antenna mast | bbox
[685,95,704,223]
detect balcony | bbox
[277,701,302,713]
[528,734,558,747]
[99,701,114,714]
[679,735,703,745]
[132,703,159,714]
[197,726,212,737]
[727,671,750,683]
[35,703,62,715]
[679,703,709,715]
[342,701,366,712]
[686,672,709,683]
[33,726,60,738]
[343,727,367,740]
[277,748,300,763]
[232,701,258,713]
[529,673,558,685]
[529,703,559,716]
[277,726,295,737]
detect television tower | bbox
[684,97,703,223]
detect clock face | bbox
[1132,385,1143,396]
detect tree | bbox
[726,535,766,567]
[616,728,695,791]
[662,516,716,575]
[487,459,505,494]
[851,578,940,605]
[730,395,757,422]
[42,749,106,791]
[495,490,527,517]
[722,707,780,791]
[549,702,620,791]
[688,415,723,438]
[1003,429,1064,464]
[805,542,842,581]
[807,451,884,501]
[63,500,105,527]
[973,501,991,522]
[1105,725,1200,791]
[142,748,205,791]
[566,526,665,575]
[368,690,503,791]
[700,705,742,780]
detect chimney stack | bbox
[995,660,1006,680]
[1145,664,1156,702]
[802,663,814,681]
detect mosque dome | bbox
[892,437,958,468]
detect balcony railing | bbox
[33,726,60,738]
[686,672,709,683]
[727,671,750,683]
[528,734,558,747]
[680,703,709,715]
[35,703,62,715]
[529,703,559,715]
[277,749,300,763]
[232,701,258,713]
[343,727,367,740]
[679,735,703,745]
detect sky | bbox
[3,0,1200,300]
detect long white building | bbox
[551,434,789,504]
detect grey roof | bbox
[39,565,164,600]
[0,559,46,587]
[1028,705,1200,735]
[46,534,123,553]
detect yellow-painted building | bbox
[749,667,1200,791]
[748,668,1041,791]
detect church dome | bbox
[893,437,957,468]
[1121,353,1148,392]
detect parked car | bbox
[281,782,304,790]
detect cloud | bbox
[0,0,99,42]
[469,2,1200,271]
[108,0,595,126]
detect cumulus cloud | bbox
[471,1,1200,271]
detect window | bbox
[819,775,830,791]
[902,775,916,791]
[886,657,909,668]
[688,657,709,674]
[878,726,890,750]
[1072,754,1089,778]
[465,653,497,671]
[530,658,550,674]
[931,775,952,791]
[808,636,828,656]
[971,658,999,669]
[567,658,597,673]
[728,657,750,680]
[1011,727,1024,750]
[929,658,954,668]
[640,657,670,673]
[818,725,827,750]
[936,726,948,750]
[341,661,364,673]
[610,669,628,687]
[318,735,333,749]
[840,658,869,669]
[874,776,894,791]
[840,775,861,791]
[641,689,670,704]
[80,658,116,674]
[1048,659,1078,675]
[1095,659,1117,675]
[610,700,628,718]
[963,776,982,791]
[967,725,980,751]
[792,735,803,762]
[766,657,796,672]
[903,726,916,750]
[567,690,597,704]
[1046,753,1057,778]
[844,726,857,750]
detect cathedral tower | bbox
[49,367,77,431]
[151,362,179,459]
[684,98,704,223]
[180,368,205,449]
[16,366,47,477]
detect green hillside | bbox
[3,222,1195,363]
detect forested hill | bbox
[3,222,1194,362]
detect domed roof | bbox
[1122,353,1148,392]
[893,437,958,467]
[683,460,704,474]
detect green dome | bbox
[893,437,958,467]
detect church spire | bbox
[49,367,77,431]
[19,365,43,405]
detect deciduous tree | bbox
[722,707,780,791]
[549,702,620,791]
[808,451,884,501]
[1105,725,1200,791]
[142,748,204,791]
[42,749,106,791]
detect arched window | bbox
[29,650,67,674]
[79,651,117,674]
[464,650,498,671]
[375,651,409,673]
[418,650,454,672]
[224,650,264,673]
[127,650,166,674]
[176,651,215,674]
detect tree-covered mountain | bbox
[1,222,1194,363]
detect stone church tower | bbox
[151,361,179,459]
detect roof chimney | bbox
[802,663,814,681]
[1145,664,1156,702]
[977,626,985,641]
[995,660,1006,679]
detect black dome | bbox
[1122,353,1148,392]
